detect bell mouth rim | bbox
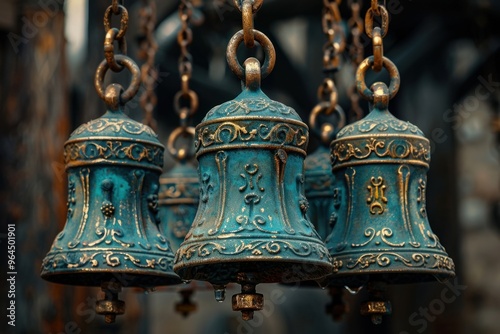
[195,115,308,129]
[173,257,334,285]
[323,269,456,288]
[40,269,182,287]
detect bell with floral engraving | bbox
[174,30,333,320]
[325,56,455,323]
[41,56,181,323]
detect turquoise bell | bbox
[174,30,333,320]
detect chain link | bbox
[95,1,141,110]
[355,0,401,104]
[365,0,389,73]
[309,0,346,144]
[321,0,345,74]
[347,0,364,121]
[174,0,199,128]
[234,0,264,48]
[168,0,200,161]
[138,0,158,130]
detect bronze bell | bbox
[305,105,346,240]
[158,128,199,252]
[158,127,206,318]
[174,30,333,320]
[41,78,181,322]
[325,57,455,322]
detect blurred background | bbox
[1,0,499,333]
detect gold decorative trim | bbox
[367,176,388,215]
[42,250,173,270]
[64,140,163,170]
[331,252,455,272]
[196,121,308,155]
[174,239,331,263]
[331,137,430,169]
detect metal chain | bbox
[95,0,142,111]
[138,0,158,130]
[103,0,129,72]
[168,0,200,161]
[322,0,345,75]
[347,0,364,121]
[175,0,199,127]
[365,0,389,72]
[309,0,346,144]
[355,0,400,103]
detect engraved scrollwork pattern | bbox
[331,138,430,165]
[71,118,158,138]
[432,255,455,271]
[345,252,429,269]
[65,141,163,167]
[233,164,273,234]
[196,122,308,152]
[205,98,297,118]
[174,240,330,262]
[351,227,405,248]
[42,251,173,270]
[337,118,424,138]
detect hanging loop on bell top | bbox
[95,56,141,110]
[226,29,276,85]
[356,55,400,105]
[96,0,141,111]
[310,103,346,144]
[167,126,196,161]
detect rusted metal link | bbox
[167,126,196,161]
[104,4,129,39]
[356,55,400,102]
[310,103,346,144]
[242,0,255,48]
[317,78,338,107]
[226,29,276,81]
[174,90,199,117]
[365,5,389,38]
[372,27,383,72]
[232,0,263,13]
[95,54,141,108]
[104,28,127,72]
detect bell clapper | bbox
[175,288,197,318]
[232,283,264,321]
[213,284,227,302]
[95,282,126,324]
[326,287,348,321]
[360,282,392,325]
